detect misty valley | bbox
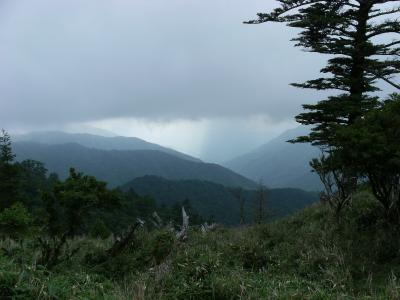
[1,0,400,299]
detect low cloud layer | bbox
[0,0,327,129]
[1,0,396,161]
[86,116,296,162]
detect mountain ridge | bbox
[15,131,201,163]
[13,141,257,189]
[224,126,323,191]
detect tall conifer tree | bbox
[246,0,400,146]
[0,129,20,210]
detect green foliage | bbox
[2,193,400,298]
[163,246,222,299]
[149,230,175,265]
[247,1,399,225]
[100,188,207,233]
[0,129,15,164]
[4,130,400,298]
[310,153,355,221]
[247,1,399,147]
[229,236,268,270]
[89,219,111,239]
[0,202,32,239]
[13,141,257,189]
[0,255,113,299]
[40,168,121,239]
[123,175,319,224]
[17,159,50,209]
[0,129,20,211]
[338,94,400,220]
[254,182,267,224]
[37,168,122,268]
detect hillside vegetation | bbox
[123,176,318,224]
[2,1,400,297]
[2,192,400,299]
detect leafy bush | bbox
[89,219,111,239]
[0,202,32,240]
[148,230,175,265]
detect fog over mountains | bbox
[13,128,322,191]
[15,131,200,162]
[224,127,322,191]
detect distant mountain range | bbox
[12,130,320,222]
[122,176,319,224]
[13,129,323,191]
[15,131,200,163]
[224,127,323,191]
[13,138,257,189]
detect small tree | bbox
[0,202,32,241]
[255,182,267,224]
[310,152,355,222]
[0,129,14,163]
[89,219,111,239]
[230,187,245,225]
[37,168,121,268]
[0,130,20,211]
[17,159,48,209]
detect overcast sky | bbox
[0,0,396,162]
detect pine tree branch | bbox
[244,0,327,24]
[369,71,400,89]
[369,6,400,18]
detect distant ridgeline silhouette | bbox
[225,127,323,191]
[13,131,257,189]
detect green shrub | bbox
[149,230,175,265]
[230,240,268,270]
[89,219,111,239]
[0,202,32,240]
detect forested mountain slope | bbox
[122,175,319,224]
[13,142,257,189]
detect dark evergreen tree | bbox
[254,182,267,224]
[246,0,400,146]
[230,187,245,225]
[0,129,20,210]
[247,1,399,218]
[17,160,48,208]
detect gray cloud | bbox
[0,0,332,129]
[1,0,396,163]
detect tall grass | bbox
[2,192,400,299]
